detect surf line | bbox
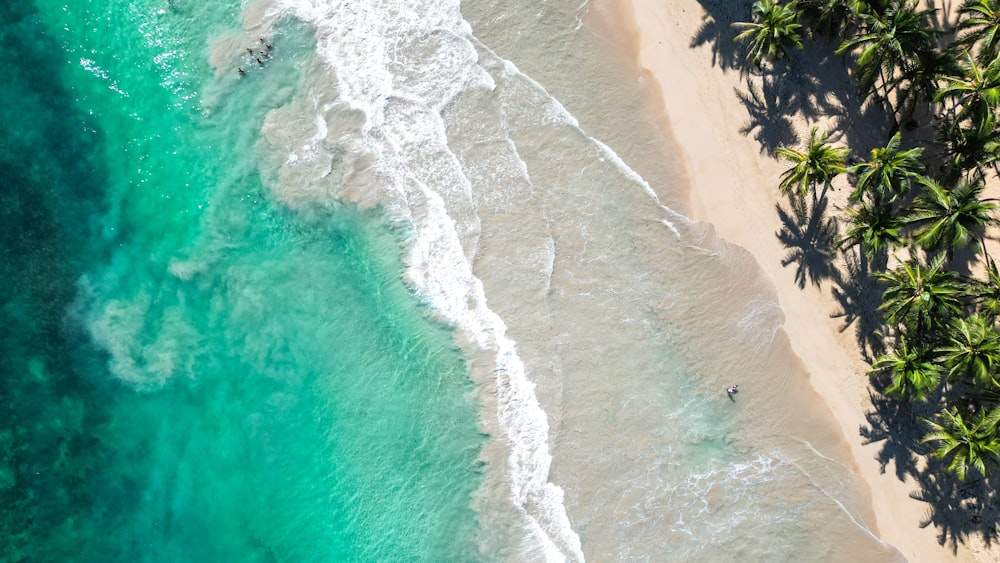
[259,0,588,557]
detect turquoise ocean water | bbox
[2,1,482,560]
[4,0,909,561]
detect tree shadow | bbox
[924,0,962,31]
[690,11,744,71]
[826,85,896,151]
[692,0,890,153]
[861,378,1000,551]
[829,247,887,362]
[939,242,990,278]
[691,0,753,71]
[860,378,936,481]
[736,74,802,155]
[775,194,840,289]
[909,461,1000,553]
[692,0,891,156]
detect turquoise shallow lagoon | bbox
[1,1,483,560]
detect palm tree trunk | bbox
[880,66,900,136]
[900,84,922,132]
[980,235,993,268]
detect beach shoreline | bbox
[620,0,986,560]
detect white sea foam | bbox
[264,0,585,559]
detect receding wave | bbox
[246,0,600,558]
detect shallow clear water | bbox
[3,0,905,560]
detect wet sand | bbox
[624,0,988,560]
[458,0,905,558]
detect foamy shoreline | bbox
[622,0,985,561]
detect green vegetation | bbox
[735,0,1000,482]
[776,126,848,197]
[848,131,925,203]
[923,406,1000,480]
[733,0,804,67]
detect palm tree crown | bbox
[958,0,1000,65]
[877,253,966,334]
[937,117,1000,179]
[906,178,997,257]
[935,51,1000,139]
[776,127,849,197]
[836,0,937,101]
[975,257,1000,320]
[849,132,926,203]
[733,0,804,67]
[839,198,904,260]
[938,315,1000,386]
[870,335,943,400]
[923,406,1000,480]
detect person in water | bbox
[727,384,738,395]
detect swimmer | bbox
[238,67,245,75]
[256,57,263,65]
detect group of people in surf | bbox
[238,38,273,76]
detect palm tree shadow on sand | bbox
[861,379,1000,552]
[775,194,839,289]
[693,0,886,154]
[736,74,802,155]
[690,0,751,71]
[829,247,887,363]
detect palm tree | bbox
[877,253,966,334]
[923,406,1000,479]
[839,198,904,260]
[848,132,926,203]
[938,315,1000,386]
[798,0,858,38]
[850,0,896,17]
[733,0,804,67]
[906,177,998,259]
[936,118,1000,180]
[892,47,962,129]
[974,256,1000,320]
[870,335,942,400]
[934,51,1000,139]
[776,127,849,197]
[958,0,1000,65]
[835,0,936,111]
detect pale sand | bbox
[622,0,989,561]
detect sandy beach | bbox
[624,0,989,560]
